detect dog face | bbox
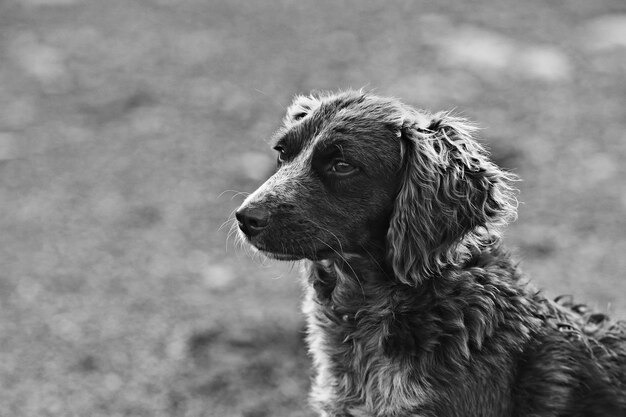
[237,90,516,283]
[236,91,404,261]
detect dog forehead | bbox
[275,95,355,149]
[309,98,405,147]
[278,91,431,152]
[315,93,427,138]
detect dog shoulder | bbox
[513,329,626,416]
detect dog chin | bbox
[262,251,303,261]
[251,243,305,261]
[250,241,334,262]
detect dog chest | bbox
[303,285,436,416]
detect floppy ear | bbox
[386,112,518,285]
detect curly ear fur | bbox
[387,112,518,285]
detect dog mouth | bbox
[250,241,305,261]
[238,226,339,262]
[263,248,339,262]
[248,240,336,262]
[263,251,303,261]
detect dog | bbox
[235,90,626,417]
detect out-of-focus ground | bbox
[0,0,624,415]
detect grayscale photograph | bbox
[0,1,624,416]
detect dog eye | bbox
[293,112,307,121]
[331,160,357,175]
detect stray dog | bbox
[235,90,626,416]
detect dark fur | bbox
[236,90,626,417]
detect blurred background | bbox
[0,0,624,415]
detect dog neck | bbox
[302,247,544,415]
[306,255,416,331]
[309,256,393,300]
[305,245,538,358]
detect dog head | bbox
[236,90,404,261]
[236,90,517,283]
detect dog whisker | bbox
[218,208,239,233]
[306,218,346,256]
[312,236,365,299]
[358,243,387,275]
[253,88,284,110]
[217,189,250,200]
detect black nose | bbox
[235,206,270,237]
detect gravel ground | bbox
[0,0,624,416]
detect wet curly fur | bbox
[235,90,626,416]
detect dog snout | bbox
[235,206,271,237]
